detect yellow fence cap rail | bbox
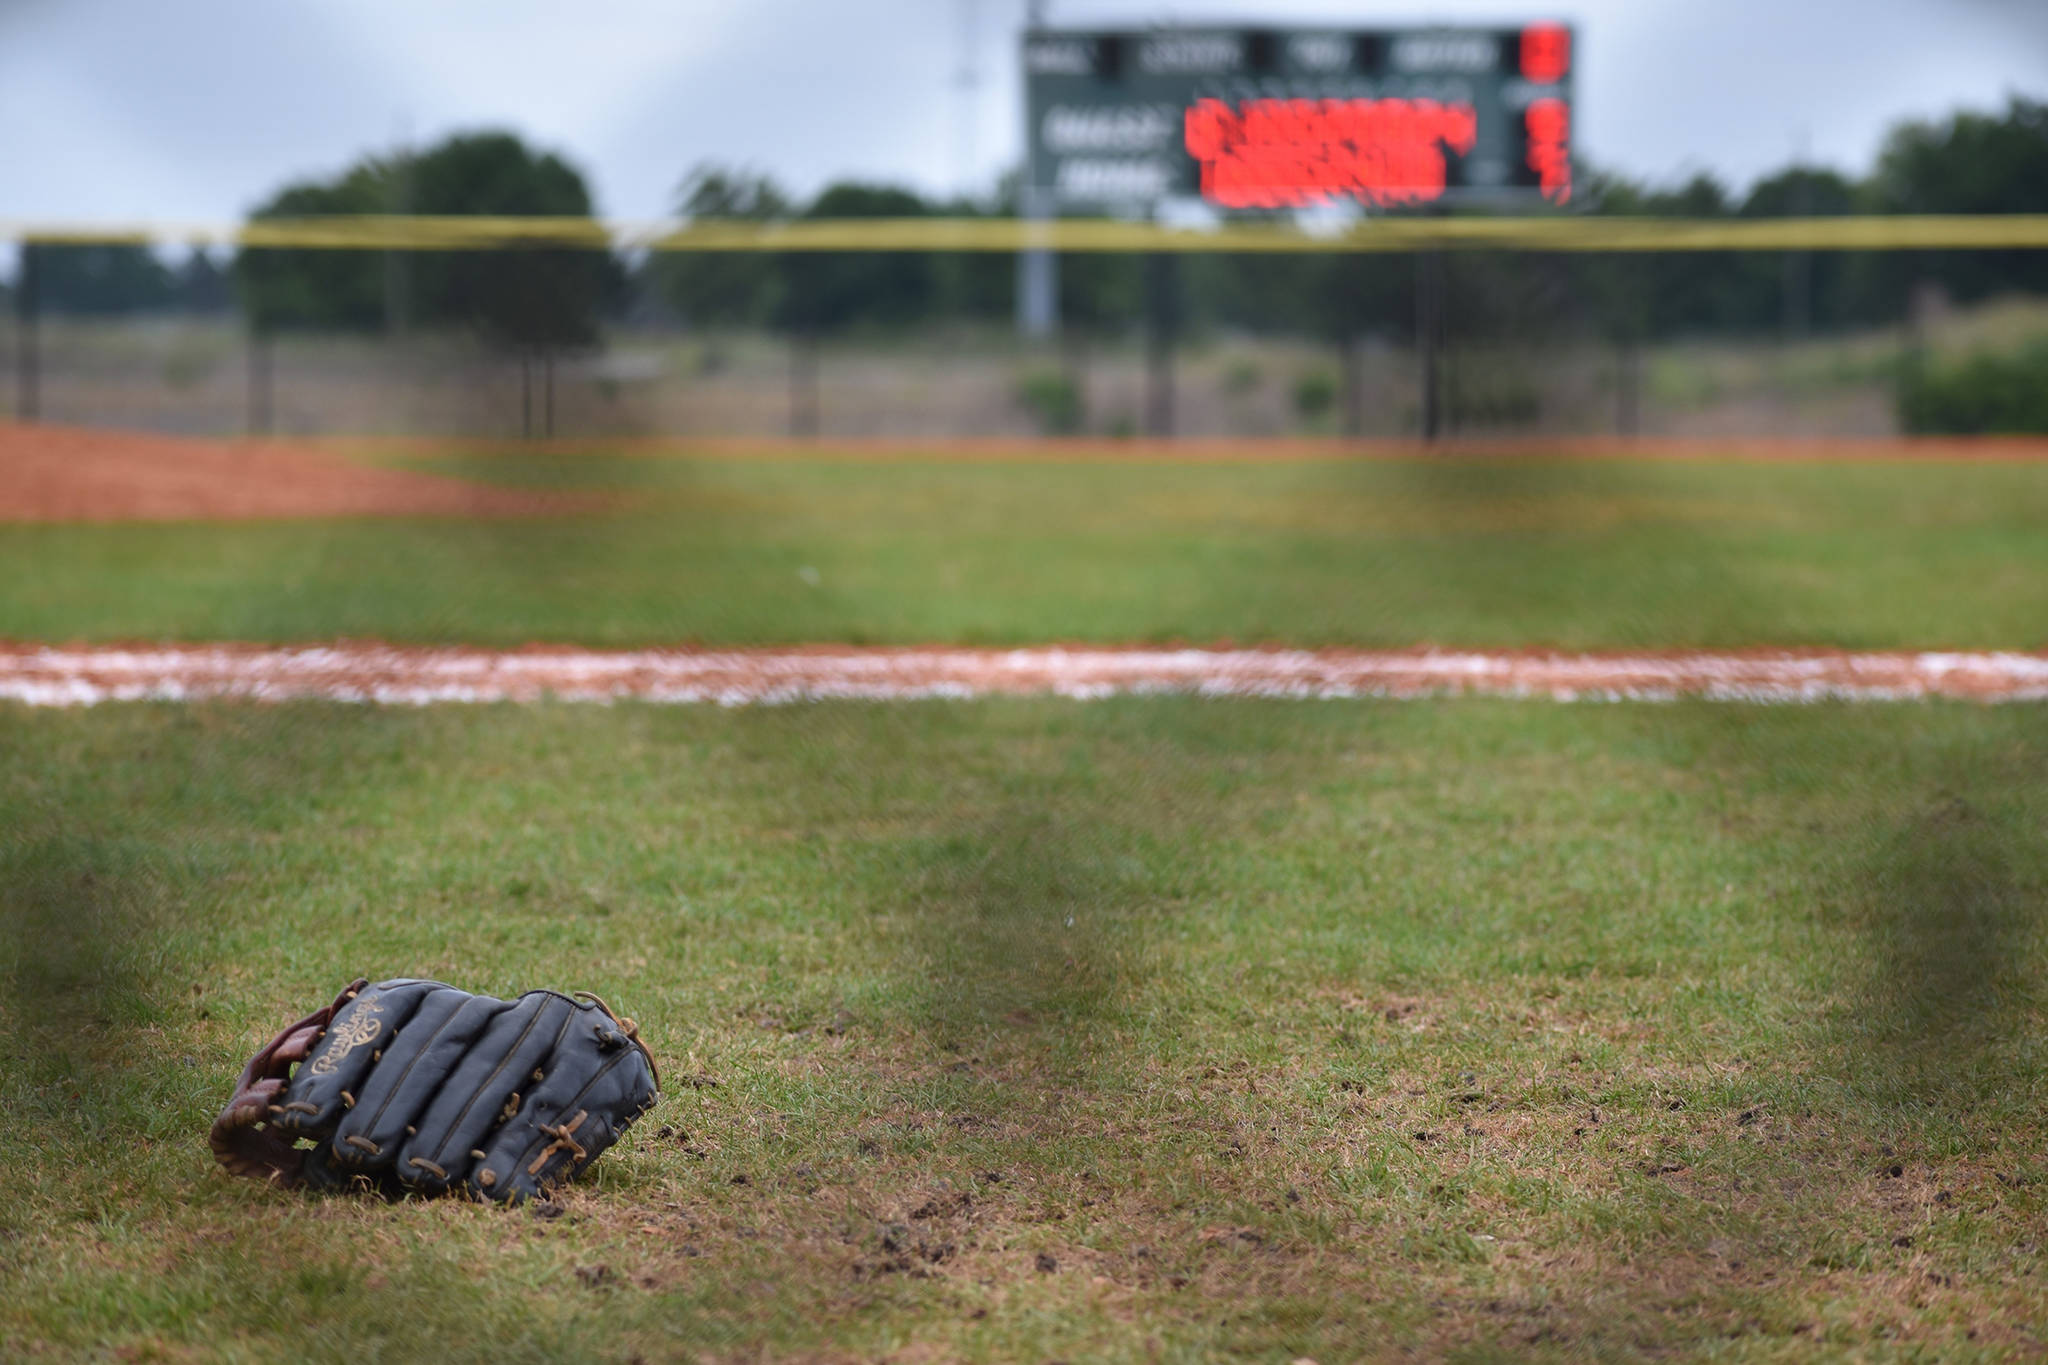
[4,214,2048,253]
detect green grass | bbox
[4,697,2046,1360]
[6,452,2048,648]
[5,448,2045,1357]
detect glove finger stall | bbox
[327,986,497,1173]
[395,992,577,1194]
[273,979,440,1138]
[470,1035,658,1204]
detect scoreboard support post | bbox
[15,242,39,424]
[1017,246,1058,338]
[1017,188,1059,339]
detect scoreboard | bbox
[1022,24,1574,214]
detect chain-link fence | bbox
[4,217,2044,442]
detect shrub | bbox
[1222,359,1263,396]
[1899,340,2048,434]
[1017,369,1084,435]
[1292,370,1336,422]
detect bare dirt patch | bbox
[0,422,591,523]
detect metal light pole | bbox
[956,0,982,196]
[1017,0,1059,338]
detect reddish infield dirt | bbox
[7,422,2046,526]
[3,644,2046,706]
[0,423,590,522]
[7,423,2046,526]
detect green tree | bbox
[1867,97,2048,307]
[928,193,1015,325]
[236,171,386,331]
[34,244,177,315]
[1621,173,1751,336]
[1874,98,2048,217]
[1739,166,1865,331]
[407,132,619,348]
[1192,250,1410,342]
[237,132,618,348]
[1055,250,1143,335]
[774,182,936,334]
[654,165,790,328]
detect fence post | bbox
[1061,329,1090,436]
[543,350,555,439]
[1143,252,1177,438]
[1416,250,1444,443]
[1611,255,1650,439]
[1341,330,1365,439]
[790,329,819,439]
[1783,249,1811,342]
[1615,338,1641,438]
[247,326,273,435]
[1899,278,1943,422]
[15,242,39,424]
[1783,166,1811,343]
[521,353,533,439]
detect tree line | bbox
[9,98,2044,348]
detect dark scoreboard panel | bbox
[1023,25,1574,213]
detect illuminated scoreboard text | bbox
[1023,24,1575,213]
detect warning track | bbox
[4,645,2047,706]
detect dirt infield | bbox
[4,644,2046,705]
[6,421,2045,527]
[7,424,2047,526]
[0,423,587,522]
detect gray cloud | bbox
[0,0,2041,228]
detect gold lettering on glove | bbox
[309,999,385,1077]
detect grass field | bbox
[4,451,2048,649]
[3,698,2045,1360]
[3,448,2047,1360]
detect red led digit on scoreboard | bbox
[1184,96,1480,209]
[1523,97,1571,203]
[1520,24,1569,83]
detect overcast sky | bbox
[0,0,2043,228]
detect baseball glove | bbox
[212,977,660,1203]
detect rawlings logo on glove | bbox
[212,978,660,1204]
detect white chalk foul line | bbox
[2,646,2047,706]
